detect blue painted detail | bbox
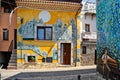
[54,19,72,41]
[52,48,58,60]
[41,51,47,58]
[38,19,44,24]
[17,42,23,47]
[18,18,38,39]
[17,54,25,59]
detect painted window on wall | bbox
[3,29,9,40]
[4,7,13,13]
[37,27,52,40]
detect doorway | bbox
[14,29,17,49]
[0,52,12,69]
[60,43,71,65]
[95,49,97,64]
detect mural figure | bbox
[101,48,111,80]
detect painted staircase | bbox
[7,49,17,69]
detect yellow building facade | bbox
[16,0,82,69]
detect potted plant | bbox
[29,56,35,62]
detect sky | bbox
[82,0,96,3]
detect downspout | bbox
[75,3,82,66]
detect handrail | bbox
[0,65,3,69]
[8,40,13,51]
[0,64,3,80]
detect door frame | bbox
[58,41,73,65]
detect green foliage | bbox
[30,56,35,60]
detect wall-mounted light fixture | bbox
[17,16,23,24]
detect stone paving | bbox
[0,65,108,80]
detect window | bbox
[85,24,90,32]
[42,57,52,63]
[37,27,52,40]
[91,14,94,20]
[84,14,87,19]
[4,7,13,13]
[3,29,9,40]
[82,46,86,54]
[84,4,88,11]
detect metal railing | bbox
[8,40,13,52]
[0,64,3,80]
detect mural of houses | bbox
[0,0,83,69]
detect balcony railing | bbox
[82,32,97,40]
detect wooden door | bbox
[61,43,71,65]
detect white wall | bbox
[80,2,96,33]
[82,14,96,32]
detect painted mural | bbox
[18,18,37,39]
[54,19,72,41]
[96,0,120,69]
[17,9,80,64]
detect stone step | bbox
[9,59,17,63]
[7,66,17,69]
[58,65,74,67]
[11,54,17,57]
[10,57,17,60]
[8,63,17,66]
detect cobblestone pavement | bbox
[0,65,108,80]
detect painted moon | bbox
[38,11,51,23]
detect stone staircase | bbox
[7,49,17,69]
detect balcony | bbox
[82,32,97,40]
[83,2,96,14]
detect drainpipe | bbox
[18,16,23,64]
[75,3,82,66]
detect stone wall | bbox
[80,53,95,66]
